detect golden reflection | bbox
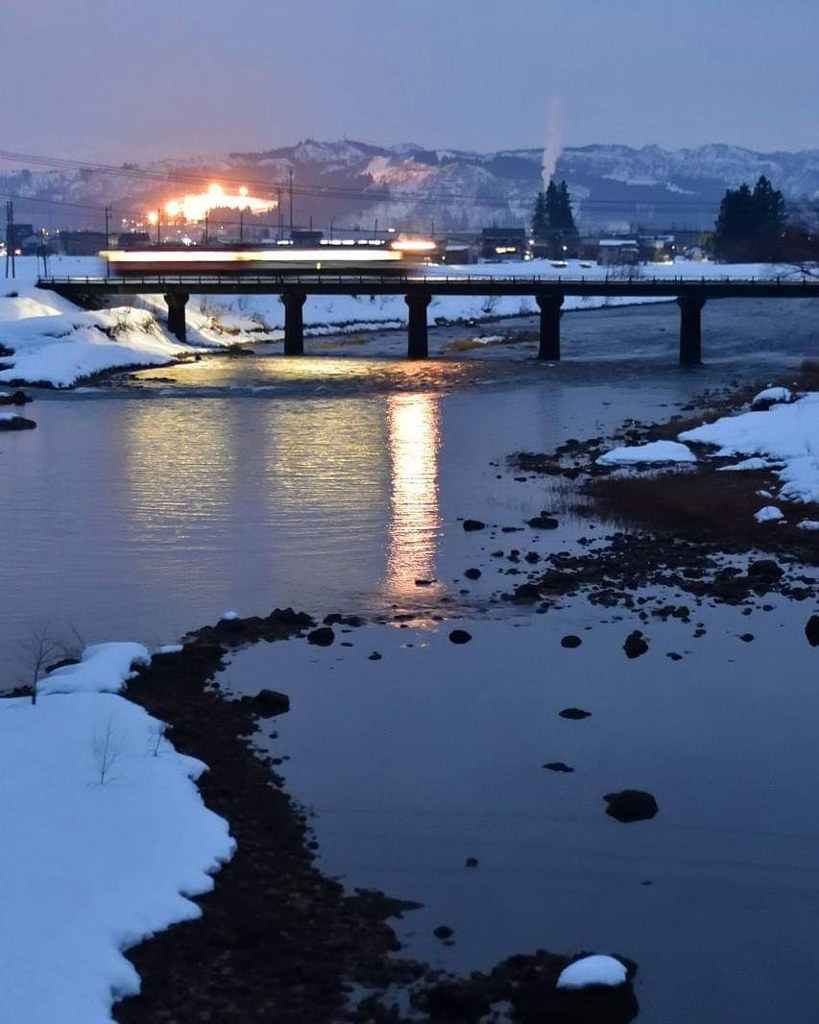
[385,392,441,599]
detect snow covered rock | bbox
[751,386,792,409]
[557,954,628,989]
[596,440,696,466]
[754,505,784,523]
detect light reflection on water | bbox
[385,393,441,598]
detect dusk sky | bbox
[4,0,817,163]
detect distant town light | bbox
[153,183,276,224]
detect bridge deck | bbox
[36,274,819,299]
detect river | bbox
[2,297,818,1022]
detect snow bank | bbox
[680,392,819,503]
[0,642,235,1024]
[596,440,696,465]
[556,954,627,989]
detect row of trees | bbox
[531,174,817,265]
[712,175,818,263]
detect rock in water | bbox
[0,415,36,430]
[462,519,485,531]
[805,615,819,647]
[557,954,628,989]
[561,634,582,648]
[559,708,591,720]
[252,689,290,717]
[623,630,649,659]
[449,629,472,645]
[604,790,658,822]
[307,626,335,646]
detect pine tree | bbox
[714,176,787,261]
[535,180,578,257]
[532,191,547,240]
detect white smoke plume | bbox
[541,97,563,190]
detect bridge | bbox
[36,273,819,365]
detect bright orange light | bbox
[390,238,437,253]
[147,211,159,225]
[150,183,276,224]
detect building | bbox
[54,231,109,256]
[480,227,526,260]
[597,239,640,265]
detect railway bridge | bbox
[36,272,819,365]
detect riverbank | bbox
[0,255,803,387]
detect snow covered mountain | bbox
[3,140,818,235]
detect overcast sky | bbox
[4,0,817,163]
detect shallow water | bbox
[219,596,819,1024]
[2,298,818,1019]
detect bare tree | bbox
[17,621,61,705]
[92,716,126,785]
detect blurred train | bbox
[101,238,437,277]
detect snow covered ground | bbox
[0,643,234,1024]
[0,255,801,387]
[680,389,819,511]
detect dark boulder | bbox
[0,389,30,406]
[449,629,472,645]
[527,515,559,530]
[307,626,335,646]
[604,789,658,823]
[511,582,541,603]
[806,615,819,647]
[623,630,649,659]
[561,635,582,649]
[543,762,575,772]
[559,708,591,720]
[463,519,485,532]
[0,415,36,430]
[252,689,290,717]
[464,568,482,580]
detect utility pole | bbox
[5,201,15,279]
[204,210,209,244]
[288,167,294,234]
[239,209,244,244]
[39,228,49,277]
[374,217,378,240]
[104,205,111,249]
[277,187,283,240]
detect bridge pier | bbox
[164,292,189,343]
[677,293,706,364]
[405,291,431,359]
[536,291,564,360]
[282,291,306,355]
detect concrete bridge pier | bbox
[405,291,431,359]
[536,291,564,360]
[164,292,189,343]
[282,291,306,355]
[677,293,706,364]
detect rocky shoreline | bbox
[115,610,640,1024]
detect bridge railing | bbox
[37,273,815,288]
